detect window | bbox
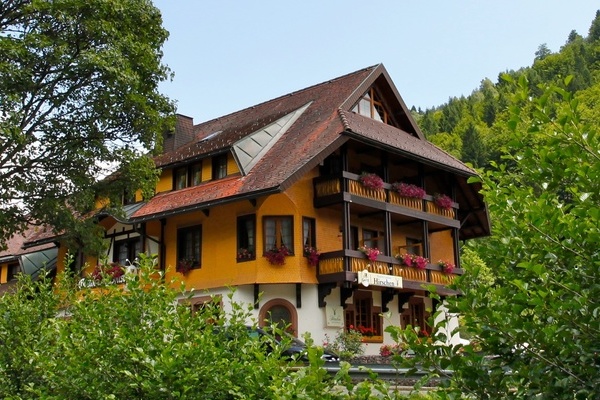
[174,167,188,190]
[174,162,203,190]
[212,154,228,180]
[123,190,136,205]
[177,225,202,269]
[259,298,298,336]
[7,263,20,281]
[113,238,142,265]
[181,295,222,320]
[237,214,256,261]
[263,216,293,254]
[362,229,386,253]
[345,291,382,341]
[352,88,391,124]
[191,162,203,186]
[401,297,428,334]
[405,238,422,256]
[302,217,316,252]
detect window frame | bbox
[113,237,142,265]
[7,262,20,281]
[302,217,316,254]
[237,214,256,262]
[351,88,391,125]
[344,291,383,342]
[212,154,228,180]
[262,216,294,255]
[362,228,386,253]
[177,224,202,269]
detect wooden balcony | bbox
[317,250,461,295]
[313,173,458,227]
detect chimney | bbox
[163,114,195,153]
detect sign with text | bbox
[359,270,402,288]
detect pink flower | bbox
[359,173,384,191]
[402,253,413,267]
[392,182,426,199]
[438,260,455,274]
[434,194,453,210]
[414,256,428,270]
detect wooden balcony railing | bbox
[313,173,457,220]
[317,250,460,288]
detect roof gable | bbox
[340,64,425,140]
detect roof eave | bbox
[129,186,282,223]
[342,130,477,178]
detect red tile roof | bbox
[133,64,483,223]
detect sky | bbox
[153,1,599,122]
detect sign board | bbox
[325,305,345,327]
[359,270,402,288]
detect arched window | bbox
[259,298,298,337]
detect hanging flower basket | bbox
[391,182,426,199]
[433,194,453,210]
[265,246,290,266]
[358,172,384,191]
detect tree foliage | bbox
[416,9,600,170]
[0,0,174,248]
[392,77,600,399]
[0,254,432,399]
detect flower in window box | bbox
[91,262,124,282]
[358,325,376,337]
[438,260,455,274]
[358,172,384,191]
[303,246,320,267]
[177,258,195,275]
[391,182,426,199]
[264,246,290,266]
[396,253,429,269]
[358,245,380,261]
[433,193,453,210]
[237,248,253,260]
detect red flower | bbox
[265,246,290,266]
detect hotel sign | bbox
[359,270,402,289]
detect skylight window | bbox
[198,130,222,143]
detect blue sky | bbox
[154,1,599,122]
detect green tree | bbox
[0,255,425,399]
[460,123,487,168]
[390,77,600,399]
[534,43,551,60]
[0,0,174,248]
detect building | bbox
[6,64,490,354]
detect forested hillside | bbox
[413,10,600,168]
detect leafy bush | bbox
[323,327,364,360]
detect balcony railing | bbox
[314,172,457,220]
[317,250,462,292]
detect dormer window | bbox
[352,88,390,124]
[173,162,203,190]
[212,154,227,180]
